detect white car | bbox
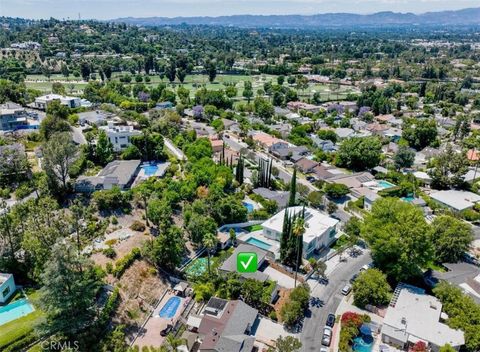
[322,326,332,346]
[320,348,329,352]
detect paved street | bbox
[301,250,372,352]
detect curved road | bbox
[301,250,372,352]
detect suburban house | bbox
[294,157,319,174]
[311,135,336,152]
[328,172,375,189]
[186,297,258,352]
[222,118,241,133]
[430,190,480,212]
[381,284,464,352]
[0,102,28,131]
[312,164,336,181]
[34,94,81,110]
[253,188,293,209]
[78,110,110,126]
[0,273,15,304]
[209,137,224,153]
[75,160,141,193]
[250,131,289,153]
[271,145,309,161]
[262,206,339,257]
[99,123,142,152]
[287,101,321,113]
[335,127,355,140]
[219,243,271,282]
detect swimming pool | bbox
[0,299,35,326]
[352,334,374,352]
[377,180,396,189]
[243,202,254,213]
[245,237,272,250]
[401,196,415,203]
[159,296,181,319]
[142,164,159,176]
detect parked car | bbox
[306,176,316,183]
[322,326,332,346]
[350,273,359,284]
[341,284,352,295]
[326,313,335,328]
[320,348,329,352]
[160,324,173,336]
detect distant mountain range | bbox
[112,8,480,28]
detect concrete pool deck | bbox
[134,292,187,349]
[237,230,280,258]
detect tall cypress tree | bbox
[280,209,290,262]
[289,167,297,206]
[236,155,244,185]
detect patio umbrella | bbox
[359,324,372,335]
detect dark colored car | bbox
[350,273,359,284]
[326,313,335,328]
[160,324,173,336]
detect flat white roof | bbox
[382,284,464,347]
[430,190,480,211]
[262,206,339,244]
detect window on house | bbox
[2,286,10,298]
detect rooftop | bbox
[262,206,339,245]
[198,298,258,352]
[430,190,480,211]
[220,244,270,282]
[0,273,12,285]
[382,284,464,348]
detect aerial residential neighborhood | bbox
[1,3,480,352]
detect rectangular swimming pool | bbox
[159,296,181,319]
[245,237,272,250]
[141,164,159,176]
[377,180,396,189]
[0,298,35,326]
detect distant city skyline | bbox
[1,0,479,20]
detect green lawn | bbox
[330,234,350,250]
[246,224,263,232]
[0,290,44,350]
[24,72,356,102]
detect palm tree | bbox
[203,232,218,276]
[292,216,308,288]
[164,333,185,351]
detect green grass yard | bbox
[25,73,357,102]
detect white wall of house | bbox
[0,274,16,304]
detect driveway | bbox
[263,266,296,289]
[253,316,300,345]
[301,250,372,352]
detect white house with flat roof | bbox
[430,190,480,212]
[0,273,15,304]
[261,206,339,258]
[381,284,464,352]
[34,94,81,110]
[99,123,142,152]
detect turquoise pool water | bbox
[377,180,396,189]
[243,202,254,213]
[352,335,374,352]
[159,296,181,318]
[245,237,272,250]
[142,164,158,176]
[402,196,415,203]
[0,299,34,326]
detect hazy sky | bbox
[1,0,479,19]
